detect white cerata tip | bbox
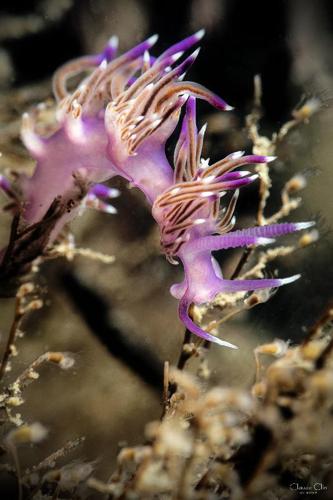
[194,28,205,40]
[265,156,277,162]
[148,34,159,46]
[281,274,301,285]
[108,35,119,48]
[215,337,238,349]
[229,151,245,159]
[295,221,316,230]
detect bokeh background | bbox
[0,0,332,483]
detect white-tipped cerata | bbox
[228,151,245,160]
[214,336,238,349]
[108,35,119,49]
[147,34,159,47]
[194,29,205,41]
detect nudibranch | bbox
[2,32,313,346]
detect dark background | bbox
[1,0,333,118]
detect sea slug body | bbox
[6,32,313,346]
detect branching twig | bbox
[0,298,24,381]
[24,436,85,478]
[8,351,74,395]
[303,301,333,346]
[0,283,41,380]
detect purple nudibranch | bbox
[11,31,313,347]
